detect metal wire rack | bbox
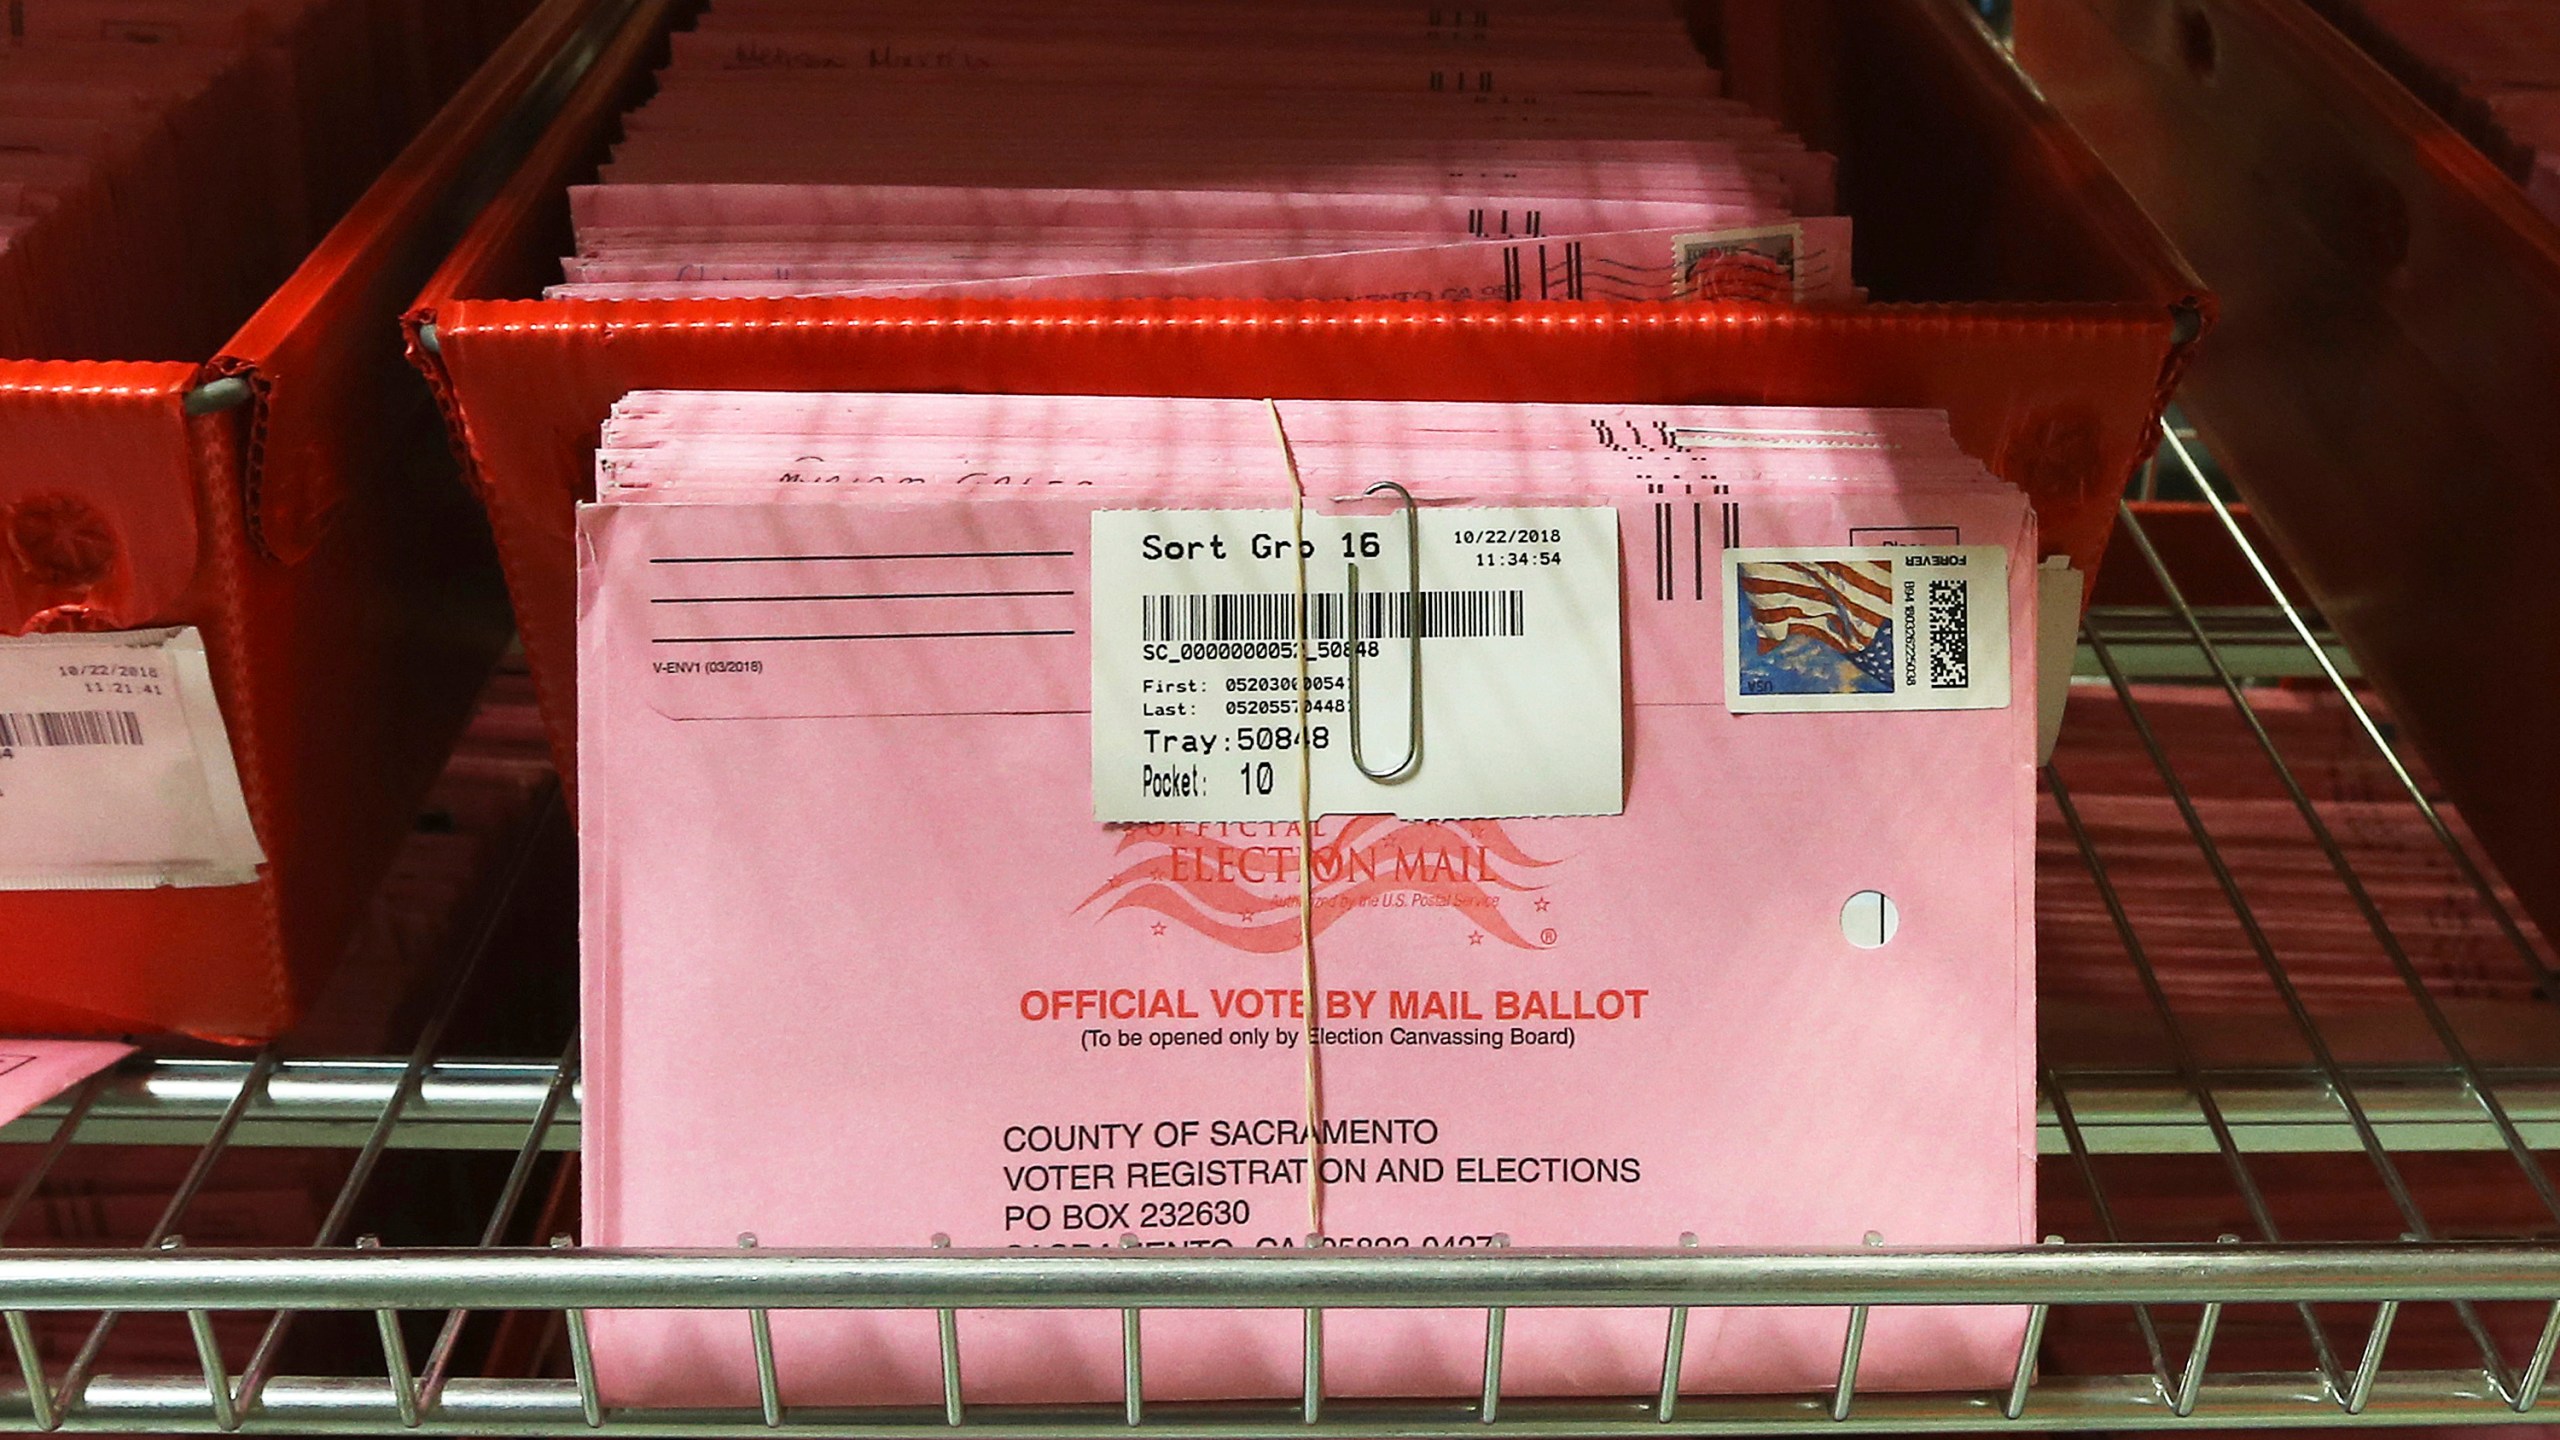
[4,424,2558,1435]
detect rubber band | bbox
[1268,398,1325,1239]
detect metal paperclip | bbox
[1344,481,1422,784]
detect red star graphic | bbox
[1532,897,1552,913]
[1150,922,1168,937]
[1467,932,1484,946]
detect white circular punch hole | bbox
[1842,891,1899,949]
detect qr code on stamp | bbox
[1927,579,1969,689]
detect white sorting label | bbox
[0,627,264,890]
[1091,506,1622,822]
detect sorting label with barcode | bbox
[0,710,144,749]
[1722,544,2010,713]
[1091,506,1624,822]
[1140,590,1527,644]
[0,627,264,889]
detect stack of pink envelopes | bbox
[549,0,1852,305]
[578,392,2038,1405]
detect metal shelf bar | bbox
[2343,1298,2400,1416]
[0,1060,576,1152]
[0,1369,2549,1435]
[2,1312,51,1432]
[2,1242,2560,1310]
[1655,1232,1697,1424]
[1299,1301,1320,1425]
[934,1233,964,1428]
[2110,501,2560,1226]
[2517,1304,2560,1413]
[0,1071,111,1240]
[558,1236,602,1429]
[2070,609,2361,682]
[2162,426,2555,989]
[2077,627,2518,1393]
[55,1049,279,1418]
[740,1236,783,1429]
[2170,1284,2223,1417]
[2003,1250,2056,1422]
[1480,1233,1511,1423]
[368,1263,422,1431]
[1121,1300,1144,1427]
[233,792,561,1425]
[1825,1301,1866,1422]
[417,1038,577,1412]
[2041,1071,2174,1390]
[37,1060,2560,1158]
[182,1292,238,1432]
[2045,771,2346,1387]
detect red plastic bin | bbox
[409,0,2212,786]
[0,0,643,1042]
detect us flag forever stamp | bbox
[1723,545,2011,713]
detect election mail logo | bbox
[1734,557,1895,696]
[1082,817,1559,951]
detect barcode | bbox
[1927,580,1970,688]
[1140,590,1525,644]
[0,709,144,748]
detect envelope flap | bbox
[580,499,1089,719]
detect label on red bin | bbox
[0,627,263,890]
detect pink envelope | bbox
[679,5,1702,62]
[549,222,1852,306]
[566,184,1797,241]
[557,197,1818,280]
[663,29,1720,96]
[589,394,1985,502]
[578,408,2037,1407]
[0,1039,131,1127]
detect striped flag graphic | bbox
[1736,559,1893,655]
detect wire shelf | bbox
[4,423,2557,1434]
[24,1059,2560,1158]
